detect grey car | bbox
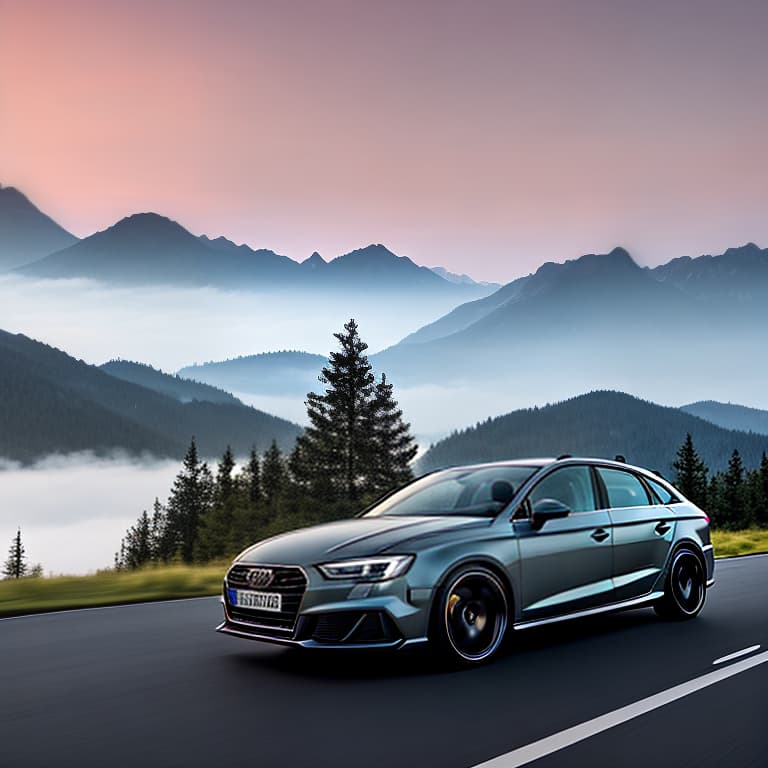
[217,457,715,664]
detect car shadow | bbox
[225,607,662,681]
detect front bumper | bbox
[703,544,716,587]
[216,567,433,650]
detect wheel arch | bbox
[429,555,516,629]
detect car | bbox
[216,456,715,664]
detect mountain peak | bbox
[301,251,326,268]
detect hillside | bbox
[100,360,241,405]
[179,351,327,397]
[0,331,301,464]
[0,185,78,270]
[419,391,768,476]
[680,401,768,436]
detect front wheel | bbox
[433,566,509,665]
[654,547,706,620]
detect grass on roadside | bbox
[0,563,227,618]
[711,528,768,559]
[0,530,766,619]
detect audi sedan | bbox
[216,457,715,664]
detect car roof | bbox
[440,456,659,476]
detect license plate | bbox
[231,589,282,612]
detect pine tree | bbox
[196,446,238,561]
[162,438,213,562]
[262,440,287,508]
[3,528,28,579]
[150,498,167,560]
[122,511,154,569]
[757,451,768,528]
[368,373,417,495]
[243,446,262,506]
[722,449,747,529]
[294,318,377,501]
[672,433,708,508]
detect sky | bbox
[2,0,768,282]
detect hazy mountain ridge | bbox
[680,400,768,436]
[649,243,768,302]
[100,360,242,405]
[0,184,79,270]
[179,351,327,398]
[11,193,493,297]
[0,330,301,464]
[419,391,768,475]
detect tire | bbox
[654,547,707,620]
[433,565,510,665]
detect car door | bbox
[514,464,614,620]
[596,466,676,601]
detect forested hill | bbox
[100,360,241,405]
[0,330,301,464]
[419,391,768,476]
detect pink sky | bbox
[1,0,767,281]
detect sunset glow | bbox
[2,0,767,280]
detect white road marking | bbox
[471,649,768,768]
[712,644,761,665]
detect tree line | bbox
[673,433,768,529]
[116,319,417,568]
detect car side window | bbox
[597,468,651,508]
[526,466,597,514]
[646,477,678,505]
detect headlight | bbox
[317,555,414,582]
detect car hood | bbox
[235,515,489,566]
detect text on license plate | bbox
[232,589,282,612]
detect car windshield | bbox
[364,466,540,518]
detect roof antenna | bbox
[556,453,572,460]
[614,454,626,463]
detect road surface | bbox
[1,556,767,768]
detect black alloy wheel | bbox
[437,567,509,664]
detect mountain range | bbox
[0,330,301,464]
[3,185,492,298]
[419,391,768,475]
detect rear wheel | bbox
[434,566,509,665]
[654,547,706,620]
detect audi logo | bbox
[246,568,275,589]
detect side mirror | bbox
[531,498,571,529]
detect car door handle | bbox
[655,521,671,535]
[591,528,610,543]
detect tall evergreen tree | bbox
[294,318,377,501]
[162,438,213,562]
[722,449,747,529]
[3,528,27,579]
[672,433,708,508]
[243,446,262,506]
[368,373,417,494]
[196,446,238,561]
[150,498,167,560]
[122,510,154,569]
[262,439,287,508]
[758,451,768,528]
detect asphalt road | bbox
[2,556,767,768]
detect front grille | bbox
[225,564,307,635]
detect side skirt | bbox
[513,591,665,631]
